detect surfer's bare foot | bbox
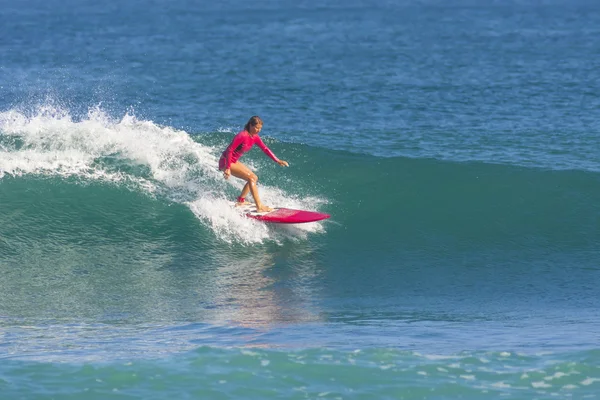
[255,205,273,213]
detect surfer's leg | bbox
[238,182,251,203]
[229,162,273,212]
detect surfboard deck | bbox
[232,202,330,224]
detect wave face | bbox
[2,105,598,254]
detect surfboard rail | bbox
[234,203,330,224]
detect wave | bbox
[0,105,329,244]
[313,151,600,253]
[1,104,599,250]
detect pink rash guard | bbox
[219,130,279,170]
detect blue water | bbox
[1,0,600,398]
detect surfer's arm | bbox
[255,136,281,164]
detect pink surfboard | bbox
[234,203,330,224]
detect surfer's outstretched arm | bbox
[255,137,289,167]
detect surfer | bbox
[219,116,289,212]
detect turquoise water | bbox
[3,348,600,399]
[1,0,600,398]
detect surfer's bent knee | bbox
[248,173,258,184]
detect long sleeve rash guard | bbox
[219,130,279,170]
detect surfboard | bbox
[233,202,330,224]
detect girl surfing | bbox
[219,116,288,212]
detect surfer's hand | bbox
[224,168,231,179]
[278,160,289,167]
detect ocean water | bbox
[1,0,600,398]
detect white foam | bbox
[187,197,271,244]
[581,378,600,386]
[532,381,552,388]
[0,104,329,243]
[545,372,568,381]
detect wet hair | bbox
[244,116,263,132]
